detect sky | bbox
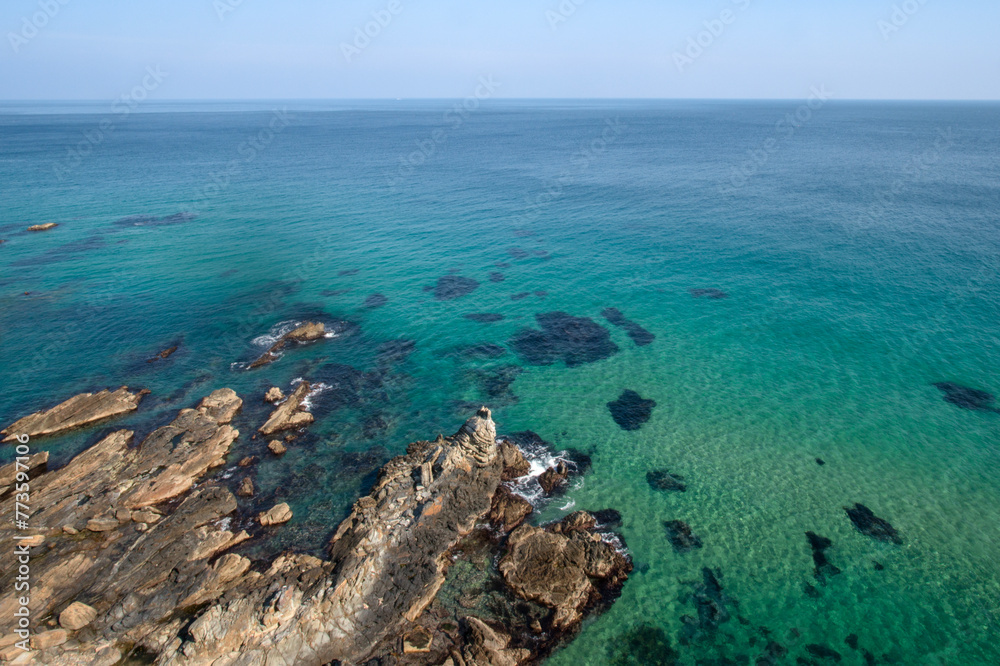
[1,0,998,100]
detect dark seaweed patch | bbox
[607,624,679,666]
[507,247,530,259]
[665,520,703,552]
[10,234,108,267]
[113,212,195,227]
[690,288,729,299]
[363,293,388,309]
[805,532,841,583]
[602,307,655,347]
[647,469,686,493]
[933,382,999,412]
[338,268,360,276]
[509,312,618,367]
[511,292,531,301]
[607,390,656,431]
[844,504,902,544]
[433,275,479,300]
[463,313,505,323]
[489,272,506,283]
[376,339,416,366]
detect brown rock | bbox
[499,441,531,481]
[31,629,68,649]
[538,461,569,494]
[264,387,285,403]
[131,509,161,524]
[27,223,58,232]
[499,512,631,629]
[461,617,531,666]
[59,601,97,631]
[249,322,326,369]
[402,625,433,653]
[147,346,178,362]
[237,477,254,498]
[259,382,314,436]
[238,456,257,467]
[259,502,292,526]
[488,485,533,531]
[2,387,144,443]
[86,516,119,532]
[268,440,287,455]
[550,510,596,534]
[0,451,48,492]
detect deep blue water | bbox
[1,100,999,665]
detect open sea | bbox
[1,100,999,665]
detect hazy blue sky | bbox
[1,0,997,100]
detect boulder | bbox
[2,387,145,443]
[264,387,285,403]
[30,629,68,650]
[268,440,287,455]
[488,486,533,531]
[59,602,97,631]
[539,461,570,494]
[27,223,58,232]
[259,503,292,526]
[498,440,531,481]
[237,477,254,498]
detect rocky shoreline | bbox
[0,390,630,665]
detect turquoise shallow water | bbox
[1,101,999,664]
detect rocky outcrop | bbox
[258,381,314,435]
[27,223,58,232]
[2,387,145,443]
[249,321,326,369]
[1,400,630,666]
[0,390,244,664]
[499,512,632,629]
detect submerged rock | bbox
[464,312,505,323]
[511,291,531,301]
[376,338,417,365]
[805,531,841,582]
[844,503,902,544]
[490,272,506,282]
[510,312,619,367]
[602,307,656,347]
[248,321,327,369]
[647,469,687,492]
[147,345,178,362]
[433,275,480,300]
[607,624,679,666]
[607,390,656,431]
[364,293,388,309]
[507,247,530,259]
[690,288,729,299]
[2,386,145,443]
[805,644,842,662]
[664,520,703,552]
[933,382,999,412]
[680,567,732,644]
[113,212,195,228]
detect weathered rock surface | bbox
[489,485,534,531]
[58,602,97,631]
[27,223,58,232]
[0,389,245,664]
[0,401,630,666]
[539,461,570,494]
[264,386,285,403]
[500,512,632,629]
[267,439,287,455]
[258,381,314,435]
[2,387,145,443]
[258,502,292,526]
[0,451,48,496]
[249,321,326,368]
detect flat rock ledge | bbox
[2,387,145,443]
[0,398,630,666]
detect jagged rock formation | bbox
[249,322,326,369]
[1,387,145,443]
[258,381,314,435]
[0,398,630,665]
